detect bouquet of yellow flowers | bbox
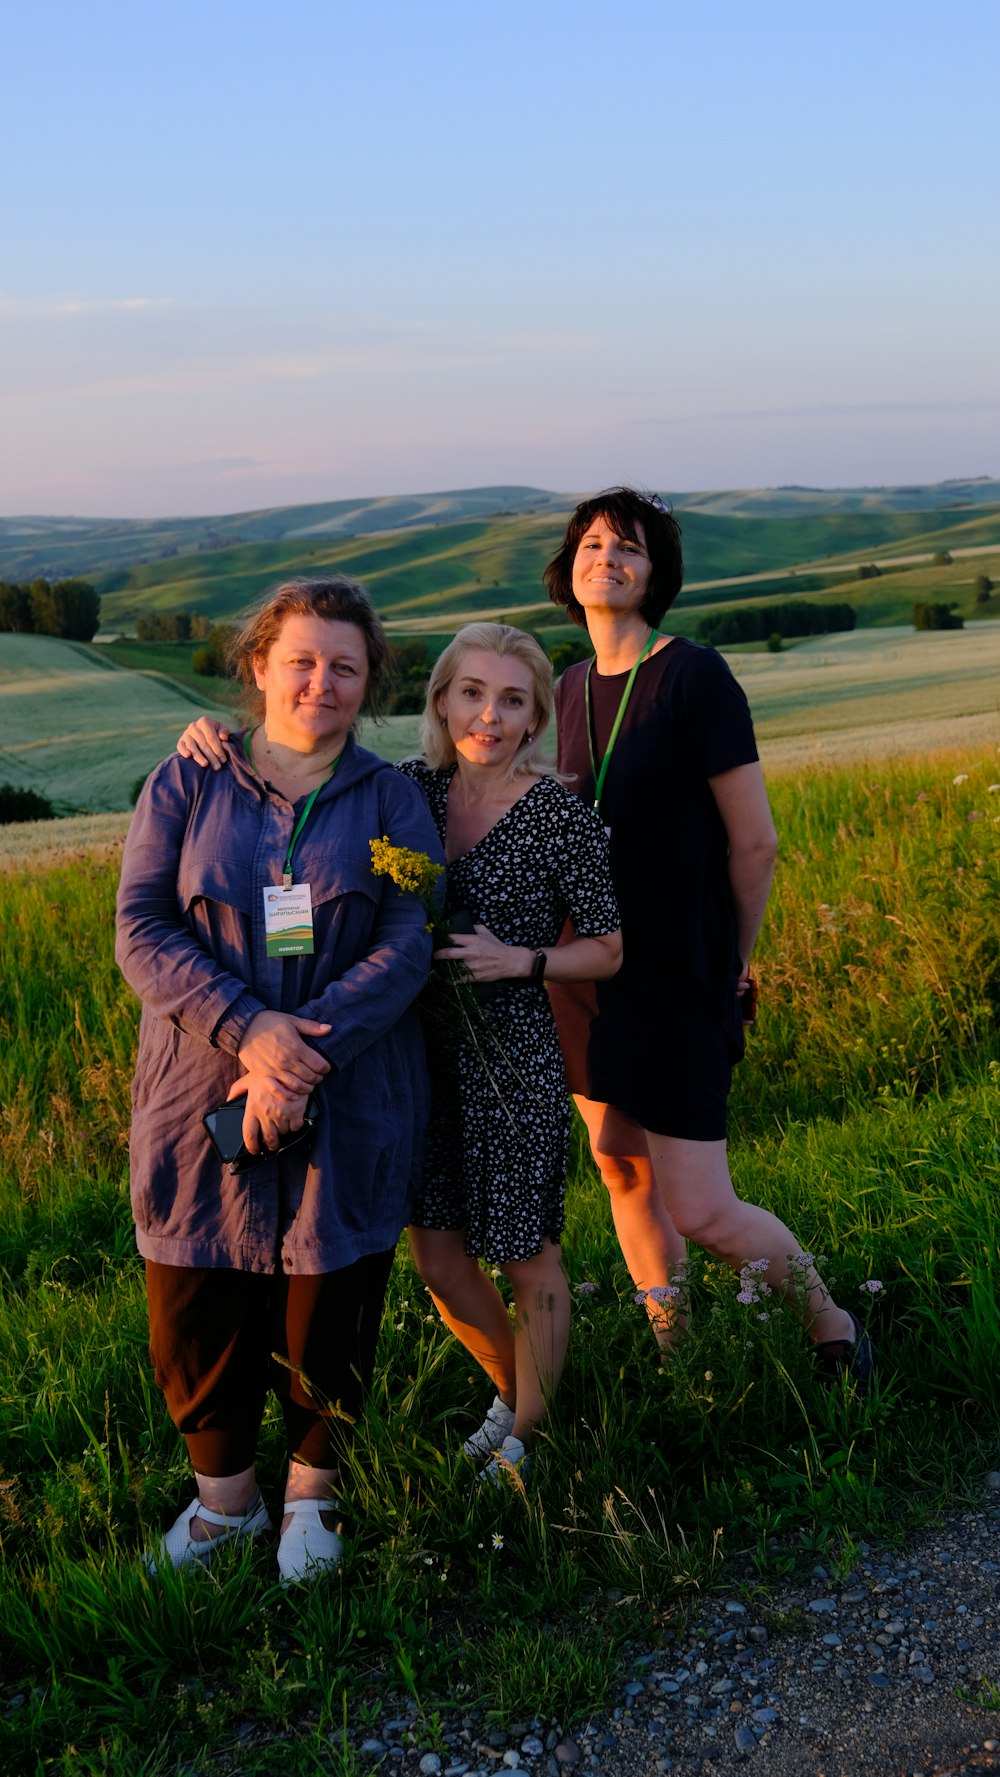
[369,837,445,906]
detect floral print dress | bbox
[395,761,619,1263]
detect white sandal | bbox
[277,1498,344,1584]
[144,1490,272,1575]
[462,1394,516,1462]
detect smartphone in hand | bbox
[203,1094,318,1173]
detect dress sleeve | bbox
[675,644,759,779]
[545,785,620,939]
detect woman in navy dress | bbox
[544,487,872,1380]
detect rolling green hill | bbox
[3,482,999,633]
[0,487,568,583]
[86,503,1000,637]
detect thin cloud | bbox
[0,297,176,320]
[637,399,1000,426]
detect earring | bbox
[526,732,535,742]
[439,714,448,726]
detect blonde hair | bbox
[419,622,558,779]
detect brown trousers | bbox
[145,1249,396,1477]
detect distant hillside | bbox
[0,487,568,583]
[1,476,997,582]
[3,479,999,638]
[91,502,1000,635]
[668,477,1000,518]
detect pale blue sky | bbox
[3,0,997,515]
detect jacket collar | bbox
[225,728,388,802]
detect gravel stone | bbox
[553,1741,581,1766]
[328,1496,1000,1777]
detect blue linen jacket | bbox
[115,733,443,1274]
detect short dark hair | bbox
[227,576,393,722]
[543,487,684,630]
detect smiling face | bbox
[570,514,653,620]
[437,646,538,775]
[253,614,369,752]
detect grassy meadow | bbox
[1,740,999,1773]
[4,620,1000,820]
[0,636,234,816]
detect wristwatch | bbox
[530,950,548,982]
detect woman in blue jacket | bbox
[117,577,443,1583]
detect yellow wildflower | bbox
[369,836,444,899]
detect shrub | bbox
[766,632,783,652]
[974,574,993,603]
[931,550,953,567]
[548,637,593,675]
[192,623,236,677]
[0,783,56,823]
[912,601,964,631]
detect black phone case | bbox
[203,1093,318,1171]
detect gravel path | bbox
[349,1486,1000,1777]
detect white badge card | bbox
[263,883,315,956]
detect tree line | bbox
[0,578,100,640]
[697,600,857,647]
[135,612,216,641]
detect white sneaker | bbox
[478,1435,531,1489]
[463,1394,516,1462]
[277,1498,344,1585]
[144,1491,272,1576]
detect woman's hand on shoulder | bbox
[177,716,231,768]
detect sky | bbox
[2,0,998,517]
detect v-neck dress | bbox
[395,761,619,1261]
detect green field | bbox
[0,635,233,815]
[3,620,999,818]
[2,743,998,1771]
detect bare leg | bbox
[408,1226,517,1404]
[574,1094,688,1349]
[502,1239,571,1445]
[645,1132,855,1344]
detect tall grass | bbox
[1,746,998,1771]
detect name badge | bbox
[263,882,314,956]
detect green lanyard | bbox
[244,730,340,887]
[585,629,659,814]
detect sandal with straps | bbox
[277,1498,344,1585]
[144,1490,272,1576]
